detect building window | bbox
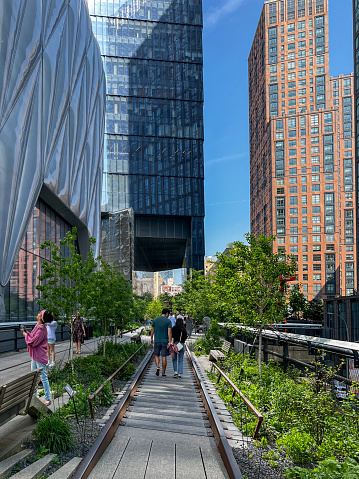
[313,235,321,243]
[312,194,320,204]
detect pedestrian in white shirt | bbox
[46,319,58,367]
[169,314,176,327]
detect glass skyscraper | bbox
[88,0,205,272]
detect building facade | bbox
[324,295,359,342]
[88,0,205,274]
[249,0,356,300]
[0,0,106,320]
[354,0,359,292]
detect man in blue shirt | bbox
[151,308,172,377]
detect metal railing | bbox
[212,362,263,439]
[0,323,71,354]
[88,343,146,419]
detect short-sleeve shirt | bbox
[152,316,172,343]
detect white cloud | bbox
[205,152,246,166]
[204,0,246,27]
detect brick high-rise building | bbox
[249,0,356,301]
[354,0,359,292]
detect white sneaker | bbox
[46,361,50,366]
[173,373,178,378]
[49,362,55,367]
[178,374,182,379]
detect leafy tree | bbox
[213,233,296,374]
[131,293,152,322]
[37,227,97,362]
[285,284,307,322]
[303,298,324,324]
[285,286,324,325]
[85,261,132,356]
[146,298,163,320]
[159,292,172,311]
[172,270,215,322]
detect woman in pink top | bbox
[21,310,53,406]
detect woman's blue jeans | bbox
[172,343,185,374]
[31,359,51,400]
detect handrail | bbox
[212,362,263,439]
[88,343,145,419]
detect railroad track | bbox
[73,346,244,479]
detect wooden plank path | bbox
[89,356,229,479]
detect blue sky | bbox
[203,0,354,257]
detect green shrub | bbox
[90,380,114,407]
[61,385,91,418]
[192,319,224,355]
[33,413,73,454]
[277,430,316,464]
[284,458,359,478]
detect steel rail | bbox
[73,345,244,479]
[186,346,244,479]
[72,348,154,479]
[88,343,146,419]
[212,362,263,439]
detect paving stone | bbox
[47,457,82,479]
[11,454,56,479]
[0,449,32,479]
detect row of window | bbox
[332,78,352,90]
[269,17,323,35]
[276,113,332,130]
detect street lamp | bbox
[327,311,349,342]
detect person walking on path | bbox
[171,317,188,379]
[151,308,172,377]
[73,312,86,354]
[169,313,176,327]
[46,317,58,367]
[185,315,193,338]
[21,310,53,406]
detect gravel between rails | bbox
[232,443,293,479]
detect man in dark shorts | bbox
[151,308,172,377]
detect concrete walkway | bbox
[89,355,229,479]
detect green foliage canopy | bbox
[213,234,296,326]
